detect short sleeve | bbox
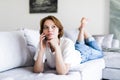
[61,38,82,68]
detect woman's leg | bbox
[76,17,85,43]
[75,17,103,63]
[75,17,90,63]
[84,30,102,51]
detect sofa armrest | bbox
[76,58,105,71]
[70,58,105,80]
[81,58,105,80]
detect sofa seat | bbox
[0,58,105,80]
[103,67,120,80]
[104,52,120,69]
[103,51,120,80]
[0,67,81,80]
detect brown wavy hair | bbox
[40,15,64,39]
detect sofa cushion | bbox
[64,28,114,49]
[93,34,114,49]
[102,34,114,48]
[0,31,33,72]
[64,28,79,43]
[0,59,105,80]
[19,28,40,59]
[20,28,40,49]
[0,67,81,80]
[112,39,120,48]
[104,52,120,68]
[93,36,104,48]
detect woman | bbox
[33,15,81,75]
[75,17,103,63]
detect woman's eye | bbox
[52,26,56,29]
[43,26,48,29]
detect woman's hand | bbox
[47,38,59,52]
[39,33,47,52]
[33,33,46,73]
[48,38,70,75]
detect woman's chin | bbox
[47,37,53,40]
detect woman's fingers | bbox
[40,33,46,40]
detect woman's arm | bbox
[33,50,44,73]
[54,38,82,75]
[55,46,70,75]
[33,33,46,73]
[48,38,70,75]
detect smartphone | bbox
[44,36,48,41]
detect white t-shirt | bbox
[34,37,82,69]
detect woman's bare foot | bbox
[80,17,88,28]
[81,18,92,39]
[81,17,87,24]
[77,17,87,42]
[77,17,91,41]
[78,17,87,31]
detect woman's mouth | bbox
[46,33,54,39]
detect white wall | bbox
[0,0,109,35]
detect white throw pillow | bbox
[20,28,40,58]
[93,34,114,49]
[20,28,40,48]
[102,34,114,48]
[0,31,33,72]
[93,35,104,48]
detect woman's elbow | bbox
[57,70,69,75]
[33,67,44,73]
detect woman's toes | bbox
[81,17,88,24]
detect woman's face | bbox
[43,19,59,40]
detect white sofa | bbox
[0,28,105,80]
[91,33,120,80]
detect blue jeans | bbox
[75,37,103,63]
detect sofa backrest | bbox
[0,28,118,72]
[0,31,33,72]
[18,28,120,51]
[64,28,120,49]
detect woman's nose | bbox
[48,27,53,31]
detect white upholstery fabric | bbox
[0,67,81,80]
[64,28,115,49]
[104,52,120,68]
[81,59,105,80]
[103,68,120,80]
[21,28,40,48]
[0,29,105,80]
[112,39,120,48]
[20,28,40,58]
[102,34,114,48]
[64,28,79,43]
[0,58,105,80]
[93,36,104,48]
[0,31,33,72]
[93,34,114,49]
